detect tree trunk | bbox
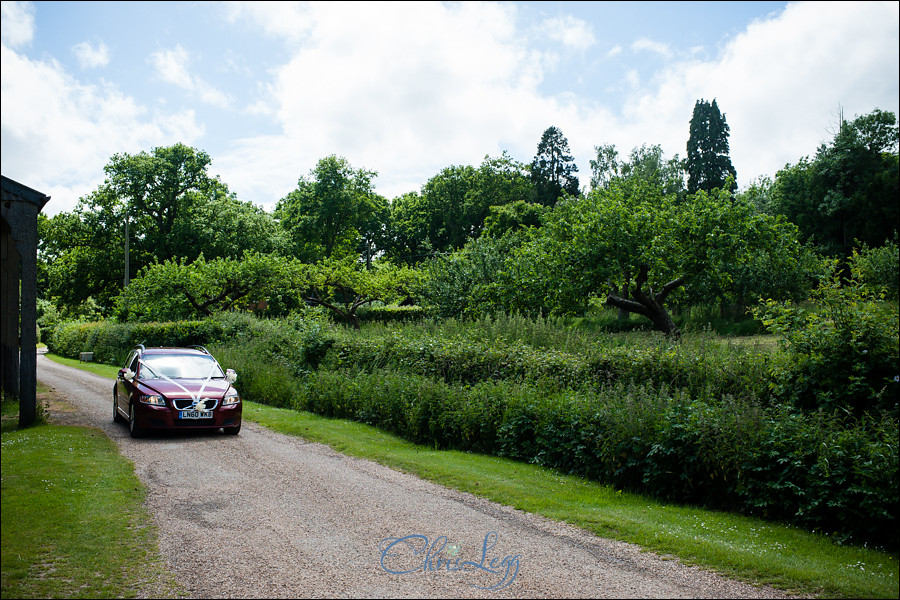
[617,283,629,320]
[605,264,683,340]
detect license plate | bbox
[179,410,213,419]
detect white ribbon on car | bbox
[139,360,219,407]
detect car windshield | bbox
[138,354,224,380]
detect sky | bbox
[2,1,898,217]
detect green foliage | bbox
[326,314,772,401]
[209,313,336,409]
[419,146,815,339]
[686,98,737,194]
[483,199,547,237]
[274,155,384,262]
[530,126,580,205]
[419,234,519,319]
[40,143,284,316]
[46,319,228,366]
[592,143,686,197]
[113,252,290,322]
[735,407,897,547]
[753,274,899,416]
[849,238,899,299]
[355,304,428,325]
[39,186,129,311]
[294,257,420,329]
[385,153,534,262]
[769,109,899,257]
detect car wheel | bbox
[129,402,145,438]
[223,423,241,435]
[113,389,126,424]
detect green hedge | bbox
[355,305,428,324]
[325,333,772,402]
[47,320,228,366]
[296,368,898,550]
[46,314,334,406]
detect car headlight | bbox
[222,389,241,407]
[140,394,166,406]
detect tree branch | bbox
[656,276,686,303]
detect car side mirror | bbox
[226,369,237,383]
[120,368,135,382]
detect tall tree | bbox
[531,126,580,205]
[382,153,533,263]
[589,144,619,190]
[769,108,899,257]
[274,156,382,262]
[106,143,221,263]
[686,99,736,194]
[40,143,280,315]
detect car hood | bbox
[140,379,232,399]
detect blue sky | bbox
[2,1,898,215]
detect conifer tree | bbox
[686,99,737,194]
[531,126,580,205]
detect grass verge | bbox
[1,386,176,599]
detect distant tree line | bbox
[38,104,899,337]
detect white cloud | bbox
[150,44,231,108]
[542,15,596,51]
[218,1,560,206]
[0,0,35,49]
[605,44,623,59]
[631,38,672,59]
[625,0,900,187]
[72,40,110,69]
[150,45,194,88]
[1,43,205,213]
[223,0,318,44]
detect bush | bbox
[850,238,899,299]
[754,276,899,416]
[326,322,772,402]
[354,305,427,325]
[737,407,898,547]
[47,320,228,366]
[208,312,336,408]
[296,367,897,549]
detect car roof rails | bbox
[134,343,146,352]
[189,345,210,355]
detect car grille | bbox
[172,398,219,411]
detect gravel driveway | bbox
[36,354,795,599]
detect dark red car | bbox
[114,345,242,437]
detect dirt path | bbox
[36,355,795,599]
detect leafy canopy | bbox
[769,108,899,257]
[40,143,284,315]
[275,155,384,262]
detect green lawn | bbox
[1,390,177,598]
